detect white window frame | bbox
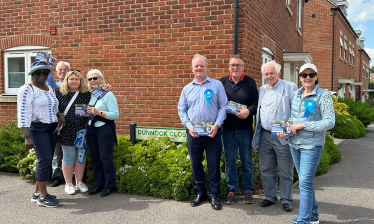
[296,0,302,29]
[3,46,51,95]
[339,36,343,58]
[343,40,347,60]
[352,47,355,65]
[262,48,274,86]
[286,0,291,5]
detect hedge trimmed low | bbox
[330,114,366,139]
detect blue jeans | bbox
[222,128,254,193]
[290,146,323,224]
[259,129,294,203]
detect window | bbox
[352,47,355,66]
[348,46,351,64]
[296,0,302,29]
[3,46,51,95]
[340,36,343,58]
[343,40,347,60]
[262,47,274,86]
[286,0,291,5]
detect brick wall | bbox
[0,0,304,133]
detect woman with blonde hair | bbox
[55,70,91,195]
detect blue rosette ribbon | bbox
[204,89,214,106]
[303,99,316,118]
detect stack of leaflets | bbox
[227,101,247,115]
[75,104,93,117]
[35,51,57,88]
[91,83,108,100]
[193,122,213,136]
[271,121,294,136]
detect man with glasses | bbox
[219,54,258,205]
[252,60,297,212]
[178,54,227,210]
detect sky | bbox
[347,0,374,68]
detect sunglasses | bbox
[34,70,50,76]
[87,77,100,81]
[299,73,317,78]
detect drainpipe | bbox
[359,50,362,100]
[330,8,337,91]
[234,0,239,54]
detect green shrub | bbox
[315,149,330,176]
[324,133,341,164]
[0,122,27,173]
[17,149,38,179]
[117,165,151,196]
[338,97,374,126]
[330,114,366,139]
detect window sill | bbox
[0,95,17,103]
[339,57,343,61]
[344,60,347,63]
[297,29,302,36]
[286,5,293,16]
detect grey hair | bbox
[191,54,209,66]
[261,60,281,74]
[87,69,105,90]
[230,54,244,64]
[56,61,70,71]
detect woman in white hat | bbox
[279,63,335,224]
[17,61,64,208]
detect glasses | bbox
[229,64,243,68]
[34,70,50,76]
[87,77,100,81]
[299,73,317,78]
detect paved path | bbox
[1,125,374,224]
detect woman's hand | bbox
[87,106,99,115]
[58,113,66,125]
[25,137,35,150]
[103,84,112,91]
[289,123,304,135]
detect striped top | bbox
[17,85,59,128]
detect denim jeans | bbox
[222,128,254,193]
[290,146,323,224]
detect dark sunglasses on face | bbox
[34,70,50,76]
[299,73,317,78]
[87,77,99,81]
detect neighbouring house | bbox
[303,0,371,101]
[0,0,310,133]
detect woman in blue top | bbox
[86,69,119,197]
[280,63,335,224]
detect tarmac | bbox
[1,124,374,224]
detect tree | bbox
[370,65,374,73]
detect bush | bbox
[338,97,374,126]
[331,94,349,115]
[324,133,341,164]
[330,114,366,139]
[17,149,38,179]
[315,149,330,176]
[0,122,28,173]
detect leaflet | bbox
[193,122,213,136]
[91,83,108,100]
[271,120,294,136]
[75,104,94,117]
[226,100,247,115]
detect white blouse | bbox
[17,85,59,128]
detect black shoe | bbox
[260,199,276,207]
[190,195,207,207]
[209,198,222,210]
[50,177,62,187]
[283,203,293,212]
[100,188,112,197]
[88,187,104,195]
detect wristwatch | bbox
[23,133,30,138]
[100,111,103,116]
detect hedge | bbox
[338,97,374,126]
[330,114,366,139]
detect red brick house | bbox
[303,0,371,101]
[0,0,310,133]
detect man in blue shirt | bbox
[178,54,227,210]
[252,60,297,212]
[219,54,258,205]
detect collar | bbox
[298,84,320,96]
[229,73,245,82]
[193,75,210,84]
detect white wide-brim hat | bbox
[28,61,53,75]
[299,63,318,74]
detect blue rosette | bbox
[303,99,316,118]
[204,89,214,106]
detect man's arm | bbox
[178,87,199,138]
[209,82,227,138]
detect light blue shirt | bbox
[260,81,280,131]
[88,91,119,127]
[178,76,227,129]
[56,80,62,87]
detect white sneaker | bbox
[65,183,76,195]
[76,182,88,193]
